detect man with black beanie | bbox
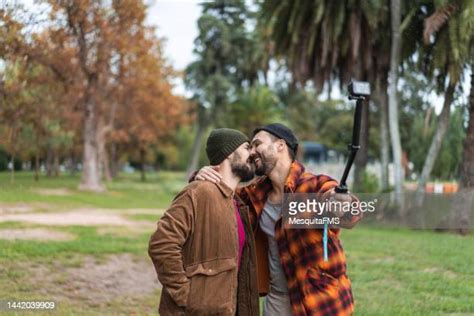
[149,128,259,316]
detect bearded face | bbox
[252,146,277,176]
[250,132,279,176]
[230,145,255,182]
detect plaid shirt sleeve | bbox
[275,163,356,315]
[338,193,363,229]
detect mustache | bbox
[250,153,261,162]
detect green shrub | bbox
[359,170,380,193]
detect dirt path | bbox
[0,206,163,241]
[0,211,137,226]
[1,205,163,310]
[0,228,74,241]
[0,209,162,228]
[29,254,161,306]
[33,188,73,196]
[0,204,36,214]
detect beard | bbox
[231,162,255,182]
[230,153,255,182]
[254,153,277,176]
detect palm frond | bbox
[423,3,456,45]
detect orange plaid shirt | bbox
[238,160,360,316]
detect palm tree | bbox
[388,0,404,206]
[415,0,474,207]
[259,0,408,191]
[219,84,282,136]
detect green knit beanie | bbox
[206,128,249,165]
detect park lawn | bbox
[0,221,159,315]
[0,171,473,315]
[343,227,474,315]
[0,171,186,210]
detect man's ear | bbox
[277,139,286,153]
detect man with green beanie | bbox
[148,128,260,316]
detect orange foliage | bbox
[1,1,191,182]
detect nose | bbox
[249,145,257,156]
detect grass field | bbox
[1,172,473,315]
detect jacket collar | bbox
[215,180,234,198]
[216,180,249,212]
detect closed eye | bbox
[251,140,262,148]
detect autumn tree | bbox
[1,1,187,188]
[110,30,188,182]
[0,61,28,183]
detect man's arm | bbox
[189,166,222,183]
[315,174,363,229]
[329,190,363,229]
[190,166,260,228]
[148,190,194,307]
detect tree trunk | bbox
[97,121,112,182]
[187,122,207,178]
[98,95,117,182]
[110,142,119,178]
[454,68,474,235]
[34,153,40,182]
[423,107,433,137]
[416,82,455,206]
[353,100,369,191]
[79,90,104,192]
[388,0,404,209]
[68,152,78,176]
[46,146,53,177]
[53,150,60,177]
[9,126,17,184]
[377,76,390,191]
[140,148,146,182]
[101,145,112,182]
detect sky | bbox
[146,0,201,72]
[146,0,201,96]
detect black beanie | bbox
[206,128,249,165]
[253,123,299,153]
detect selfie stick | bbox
[323,81,370,261]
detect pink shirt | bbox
[233,199,246,267]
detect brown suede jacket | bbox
[148,180,259,316]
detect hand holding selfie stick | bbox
[323,81,370,261]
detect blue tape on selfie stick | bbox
[323,223,328,261]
